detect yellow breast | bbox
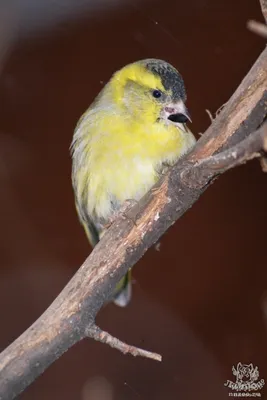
[74,112,195,220]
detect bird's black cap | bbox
[142,58,186,101]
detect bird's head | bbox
[109,58,191,130]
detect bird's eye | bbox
[152,90,162,99]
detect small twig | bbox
[154,241,161,251]
[215,102,227,117]
[247,20,267,38]
[87,325,162,362]
[205,109,214,123]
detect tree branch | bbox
[0,16,267,400]
[87,325,162,361]
[181,124,267,187]
[247,20,267,38]
[198,124,267,169]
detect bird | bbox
[71,58,196,307]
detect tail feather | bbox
[113,270,132,307]
[81,216,132,307]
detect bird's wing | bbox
[75,199,100,247]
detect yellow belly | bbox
[75,114,195,221]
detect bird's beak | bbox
[161,101,192,131]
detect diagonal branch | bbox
[0,16,267,400]
[198,124,267,170]
[181,124,267,187]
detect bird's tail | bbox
[113,270,132,307]
[82,218,132,307]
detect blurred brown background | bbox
[0,0,267,399]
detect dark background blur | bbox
[0,0,267,399]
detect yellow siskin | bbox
[71,59,196,307]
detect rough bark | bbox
[0,21,267,400]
